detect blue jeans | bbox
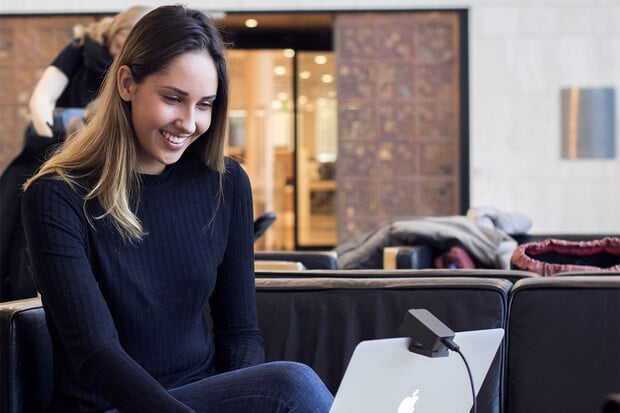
[107,361,334,412]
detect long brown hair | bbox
[24,5,230,241]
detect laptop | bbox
[329,328,504,413]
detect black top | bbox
[21,153,264,413]
[52,36,112,108]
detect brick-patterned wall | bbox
[0,15,103,174]
[335,12,463,243]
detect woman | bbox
[21,5,333,413]
[28,5,151,138]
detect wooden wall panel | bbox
[335,11,464,243]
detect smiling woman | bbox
[116,51,218,174]
[19,5,333,413]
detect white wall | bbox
[4,0,619,234]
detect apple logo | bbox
[398,389,420,413]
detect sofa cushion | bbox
[506,276,620,413]
[256,276,512,413]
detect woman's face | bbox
[117,51,219,174]
[108,31,129,57]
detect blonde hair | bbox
[24,6,230,242]
[74,5,151,48]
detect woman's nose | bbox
[175,108,196,134]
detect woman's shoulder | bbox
[224,156,245,174]
[24,173,87,200]
[22,173,89,219]
[51,41,84,72]
[223,156,250,187]
[179,153,245,179]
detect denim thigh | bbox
[106,360,334,413]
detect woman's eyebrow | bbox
[160,86,189,96]
[160,85,216,100]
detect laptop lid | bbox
[329,328,504,413]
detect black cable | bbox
[442,337,477,413]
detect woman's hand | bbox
[28,66,69,137]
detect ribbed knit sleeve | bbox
[210,160,265,372]
[22,177,196,413]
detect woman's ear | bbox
[117,65,135,102]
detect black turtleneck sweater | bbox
[21,154,264,413]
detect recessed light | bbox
[314,55,327,65]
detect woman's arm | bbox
[28,66,69,137]
[210,161,265,372]
[21,177,196,413]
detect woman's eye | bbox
[164,95,181,103]
[198,100,214,109]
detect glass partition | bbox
[295,51,337,247]
[227,49,337,250]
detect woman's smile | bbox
[162,130,191,145]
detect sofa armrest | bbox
[0,297,51,413]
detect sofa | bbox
[0,271,618,413]
[255,276,511,413]
[505,276,620,413]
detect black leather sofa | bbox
[505,276,620,413]
[255,276,512,413]
[0,272,618,413]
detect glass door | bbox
[226,49,337,250]
[295,51,337,248]
[227,49,296,250]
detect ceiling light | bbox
[274,66,287,76]
[245,18,258,28]
[321,74,333,83]
[283,49,295,58]
[299,70,311,80]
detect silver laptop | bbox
[330,328,504,413]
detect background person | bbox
[21,5,333,412]
[29,4,151,138]
[0,5,150,301]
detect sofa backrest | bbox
[505,276,620,413]
[255,250,338,269]
[255,268,539,283]
[5,274,615,413]
[255,276,513,413]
